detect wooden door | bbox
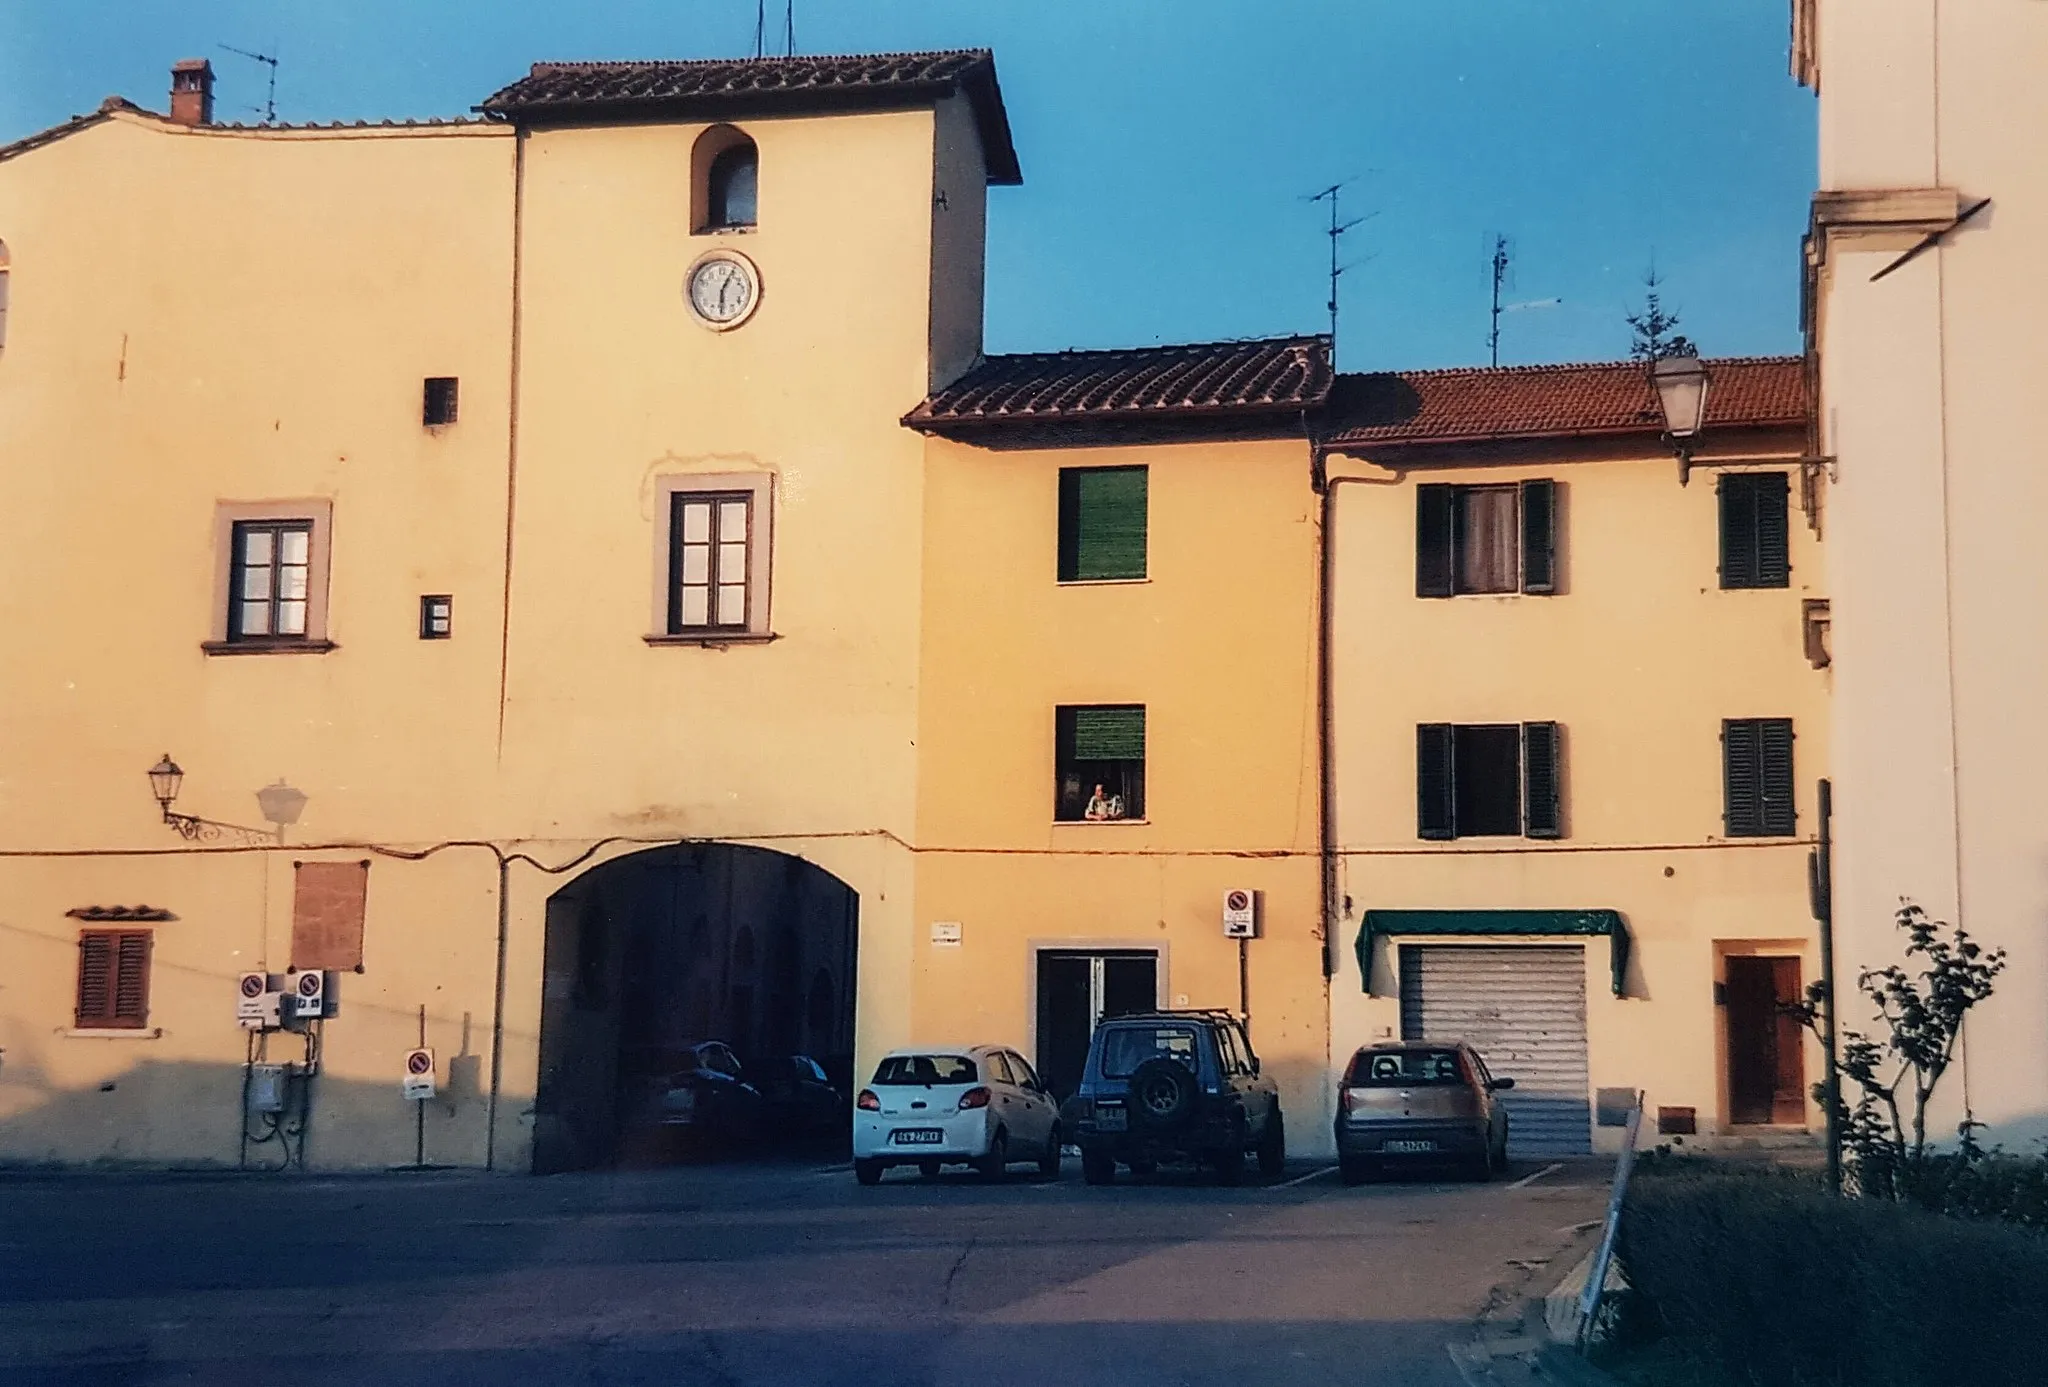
[1726,956,1806,1126]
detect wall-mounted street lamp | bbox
[148,754,304,846]
[1650,355,1712,485]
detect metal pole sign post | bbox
[1577,1091,1644,1349]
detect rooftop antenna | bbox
[1488,234,1511,367]
[754,1,766,59]
[218,43,279,125]
[1307,179,1375,364]
[784,0,796,56]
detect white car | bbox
[853,1045,1064,1185]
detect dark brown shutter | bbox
[1523,721,1562,838]
[1417,724,1456,840]
[1520,479,1557,594]
[76,933,114,1027]
[1759,718,1796,835]
[1720,474,1791,590]
[1754,473,1791,587]
[1416,485,1455,598]
[113,933,152,1024]
[1719,475,1757,589]
[1723,719,1762,836]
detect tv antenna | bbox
[1307,178,1377,361]
[1488,234,1512,367]
[218,43,279,125]
[754,1,795,58]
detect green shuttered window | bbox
[1723,717,1796,836]
[1416,480,1558,597]
[1059,467,1148,582]
[1056,705,1146,821]
[1417,722,1565,840]
[1719,472,1791,589]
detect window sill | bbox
[694,224,757,237]
[64,1027,163,1039]
[1053,819,1151,827]
[644,632,780,649]
[201,639,337,657]
[1057,577,1150,588]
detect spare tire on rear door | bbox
[1127,1057,1197,1133]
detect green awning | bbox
[1357,909,1632,998]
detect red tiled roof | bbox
[906,336,1334,434]
[1327,356,1806,449]
[478,50,1021,184]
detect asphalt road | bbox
[0,1156,1610,1386]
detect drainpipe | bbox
[1811,777,1842,1193]
[485,849,510,1172]
[1316,461,1375,980]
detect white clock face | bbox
[687,254,758,328]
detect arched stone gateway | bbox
[531,844,858,1173]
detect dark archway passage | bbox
[531,844,858,1173]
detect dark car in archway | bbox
[619,1041,764,1161]
[754,1053,846,1143]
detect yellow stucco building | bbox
[0,50,1823,1170]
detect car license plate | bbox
[892,1129,944,1145]
[1384,1139,1436,1154]
[1094,1107,1127,1132]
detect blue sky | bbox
[0,1,1815,372]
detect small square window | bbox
[423,377,459,427]
[1416,722,1563,840]
[1055,705,1146,822]
[419,595,453,640]
[1416,480,1557,597]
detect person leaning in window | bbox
[1084,783,1125,821]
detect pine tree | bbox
[1627,267,1698,361]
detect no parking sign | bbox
[402,1047,436,1101]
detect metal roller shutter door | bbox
[1399,944,1592,1158]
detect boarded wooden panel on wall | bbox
[292,860,370,971]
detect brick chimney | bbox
[169,59,214,126]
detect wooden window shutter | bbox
[1071,705,1145,761]
[1059,467,1148,581]
[76,930,150,1028]
[1719,474,1757,589]
[1522,721,1563,838]
[75,932,114,1027]
[113,933,152,1024]
[1417,723,1456,840]
[1416,485,1455,598]
[1520,479,1556,594]
[1754,473,1791,587]
[1720,474,1790,590]
[1723,719,1763,836]
[1759,718,1796,835]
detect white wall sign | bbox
[1222,889,1259,939]
[930,921,963,947]
[403,1047,436,1101]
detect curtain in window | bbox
[1458,488,1519,593]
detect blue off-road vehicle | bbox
[1064,1010,1284,1185]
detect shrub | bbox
[1895,1151,2048,1232]
[1616,1167,2048,1386]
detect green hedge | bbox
[1892,1152,2048,1231]
[1615,1167,2048,1386]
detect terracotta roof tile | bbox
[478,50,1020,184]
[1327,356,1806,449]
[907,336,1334,434]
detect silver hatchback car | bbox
[1334,1041,1513,1184]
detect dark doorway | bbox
[1035,949,1158,1104]
[1725,956,1804,1126]
[531,844,858,1173]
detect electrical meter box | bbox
[248,1063,288,1114]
